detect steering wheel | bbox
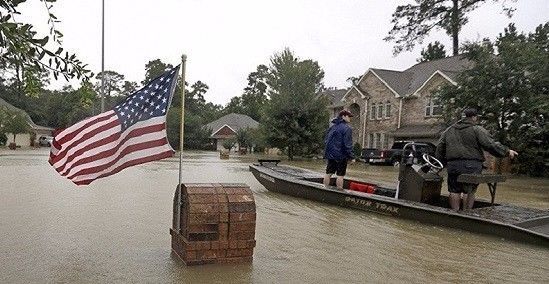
[422,154,443,171]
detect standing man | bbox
[435,108,518,211]
[323,109,355,190]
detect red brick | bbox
[188,213,219,224]
[189,203,221,214]
[229,240,239,249]
[218,194,228,202]
[218,223,229,240]
[210,241,219,250]
[217,249,227,258]
[187,232,218,241]
[219,240,229,249]
[219,204,229,212]
[185,187,217,195]
[227,194,254,203]
[229,222,255,232]
[188,194,220,204]
[222,187,251,195]
[187,224,218,233]
[220,183,249,188]
[199,250,218,260]
[220,213,229,222]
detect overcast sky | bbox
[17,0,549,106]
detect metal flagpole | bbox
[100,0,105,112]
[177,54,187,233]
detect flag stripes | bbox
[49,65,179,185]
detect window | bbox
[370,103,376,120]
[375,133,381,148]
[385,101,392,118]
[425,97,442,117]
[368,133,374,148]
[377,104,383,119]
[384,134,389,149]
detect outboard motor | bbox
[396,143,444,205]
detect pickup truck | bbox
[361,141,436,166]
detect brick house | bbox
[205,113,259,151]
[0,97,54,146]
[326,56,472,148]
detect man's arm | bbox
[474,126,512,158]
[344,128,354,159]
[435,133,447,163]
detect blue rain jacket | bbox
[324,117,354,160]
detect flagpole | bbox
[177,54,187,233]
[100,0,105,112]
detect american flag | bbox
[49,65,180,185]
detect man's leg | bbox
[324,159,335,187]
[463,185,477,209]
[447,168,462,211]
[449,193,461,211]
[463,193,475,209]
[323,174,332,187]
[336,175,344,189]
[335,160,348,190]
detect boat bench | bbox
[457,174,506,205]
[258,159,281,166]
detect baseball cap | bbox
[338,109,354,117]
[463,108,478,118]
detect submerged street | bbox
[1,149,548,283]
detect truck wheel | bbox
[391,158,400,167]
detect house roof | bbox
[205,113,259,137]
[0,97,53,131]
[362,55,472,97]
[317,88,348,107]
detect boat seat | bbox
[258,159,281,166]
[457,174,506,205]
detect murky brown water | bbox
[1,149,548,283]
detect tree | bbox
[142,59,173,85]
[1,107,30,145]
[417,41,447,62]
[436,23,549,176]
[263,48,329,160]
[95,70,125,97]
[385,0,515,55]
[223,64,269,121]
[0,0,92,82]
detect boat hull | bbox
[250,164,549,247]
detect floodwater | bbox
[1,149,548,283]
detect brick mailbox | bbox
[170,183,256,265]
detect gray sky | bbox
[17,0,549,106]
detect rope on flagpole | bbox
[100,0,105,113]
[177,54,187,233]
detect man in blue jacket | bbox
[323,110,355,190]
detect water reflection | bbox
[0,149,547,283]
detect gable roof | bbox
[358,55,472,98]
[0,97,53,131]
[318,88,348,107]
[205,113,259,137]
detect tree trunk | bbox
[451,0,459,55]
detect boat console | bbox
[396,143,444,205]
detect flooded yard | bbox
[1,149,548,283]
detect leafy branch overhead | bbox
[0,0,93,81]
[384,0,516,56]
